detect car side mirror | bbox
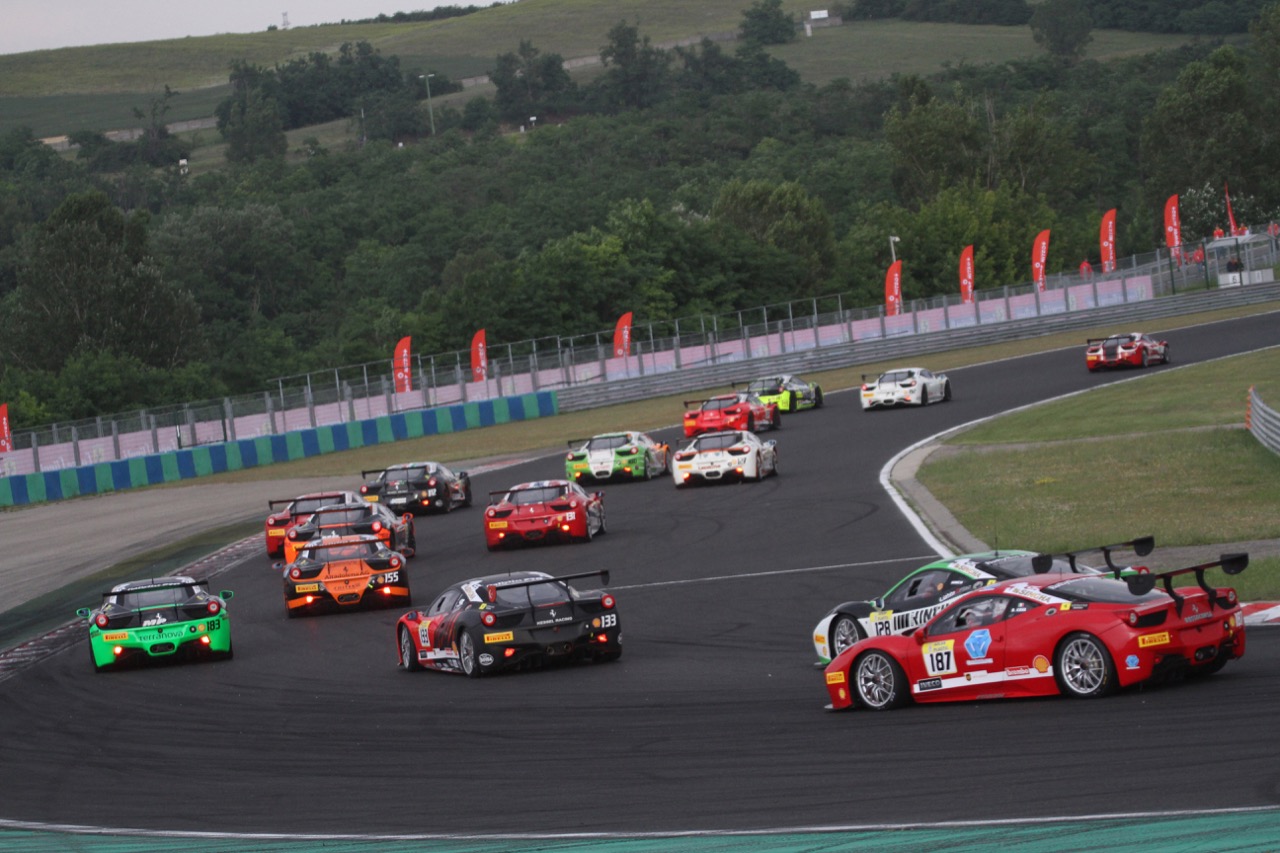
[402,513,413,523]
[765,440,777,448]
[272,561,285,572]
[594,492,604,500]
[457,471,469,478]
[76,607,90,618]
[873,598,885,610]
[914,628,927,645]
[220,590,235,600]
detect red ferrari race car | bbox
[395,570,620,676]
[824,553,1247,711]
[683,392,780,437]
[483,480,606,550]
[1085,332,1170,371]
[263,490,360,557]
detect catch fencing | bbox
[0,236,1276,479]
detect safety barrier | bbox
[0,391,557,508]
[1247,386,1280,456]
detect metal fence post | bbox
[72,425,82,467]
[150,415,159,452]
[111,420,121,460]
[31,433,40,473]
[266,393,278,435]
[224,398,237,441]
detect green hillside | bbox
[0,0,1190,137]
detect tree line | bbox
[1,0,1279,429]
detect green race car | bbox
[565,431,671,482]
[745,374,824,412]
[77,576,234,672]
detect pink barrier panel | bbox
[1038,289,1067,315]
[884,315,914,338]
[851,318,884,341]
[914,307,948,334]
[1066,283,1097,310]
[1095,279,1126,307]
[946,303,979,328]
[1126,275,1152,300]
[818,323,848,346]
[1009,293,1039,320]
[978,298,1008,323]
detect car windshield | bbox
[1106,336,1136,346]
[292,496,340,515]
[1045,576,1166,604]
[384,466,431,482]
[702,398,736,411]
[303,540,380,561]
[109,585,199,608]
[880,370,913,384]
[494,580,571,608]
[983,555,1095,578]
[314,507,369,525]
[693,433,743,451]
[748,378,783,393]
[586,435,630,451]
[506,486,567,505]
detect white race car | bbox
[671,430,778,486]
[860,367,951,410]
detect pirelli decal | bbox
[484,631,514,644]
[294,583,320,593]
[1139,632,1171,648]
[826,671,846,685]
[102,632,129,641]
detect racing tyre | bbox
[1054,632,1116,698]
[1163,347,1171,365]
[789,391,799,411]
[746,413,755,433]
[920,387,930,406]
[643,453,655,480]
[461,482,473,508]
[1141,350,1149,367]
[90,645,107,674]
[772,408,781,430]
[598,508,608,535]
[815,387,824,408]
[943,381,952,402]
[829,614,865,659]
[399,626,421,672]
[459,630,485,678]
[218,641,235,662]
[853,651,910,710]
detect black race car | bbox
[360,461,473,515]
[280,501,416,564]
[395,570,620,676]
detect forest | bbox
[1,0,1279,428]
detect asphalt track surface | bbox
[2,311,1280,845]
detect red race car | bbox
[683,392,780,437]
[484,480,606,551]
[824,554,1247,711]
[1085,332,1169,371]
[263,490,360,557]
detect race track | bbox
[2,312,1279,837]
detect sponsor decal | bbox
[593,613,618,629]
[1005,666,1030,677]
[102,632,129,641]
[488,521,509,529]
[1125,655,1140,670]
[814,633,826,645]
[478,653,494,666]
[142,614,168,627]
[484,631,514,644]
[1139,632,1170,648]
[964,629,992,659]
[826,671,846,685]
[922,640,957,676]
[294,583,320,593]
[268,529,285,537]
[917,678,943,691]
[1033,655,1050,673]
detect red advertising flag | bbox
[1099,208,1117,273]
[1164,195,1182,254]
[884,259,902,317]
[0,403,11,453]
[392,336,412,393]
[612,311,633,357]
[958,245,974,304]
[470,329,488,382]
[1031,229,1050,291]
[1225,181,1242,235]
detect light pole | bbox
[529,115,537,131]
[889,235,900,263]
[419,74,436,136]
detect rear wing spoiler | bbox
[1086,338,1108,345]
[360,469,386,479]
[1121,553,1248,614]
[268,498,296,511]
[307,506,370,518]
[483,570,611,603]
[683,400,710,409]
[566,438,590,449]
[1032,535,1154,575]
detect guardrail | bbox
[1247,386,1280,456]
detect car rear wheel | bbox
[1055,632,1115,698]
[746,413,755,432]
[789,390,799,411]
[920,387,930,406]
[1163,346,1171,364]
[853,651,910,710]
[772,408,781,430]
[460,482,473,508]
[459,630,483,677]
[829,614,864,658]
[815,387,824,408]
[399,626,420,672]
[943,381,952,402]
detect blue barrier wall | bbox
[0,391,559,508]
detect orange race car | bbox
[282,535,411,618]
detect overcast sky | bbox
[1,1,505,56]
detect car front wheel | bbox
[1055,632,1115,698]
[829,614,864,658]
[399,627,420,672]
[853,650,910,710]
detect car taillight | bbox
[486,508,496,517]
[288,529,299,540]
[482,612,497,627]
[290,568,301,579]
[1127,611,1138,626]
[360,485,369,494]
[372,521,384,534]
[625,446,638,454]
[728,447,749,455]
[207,600,221,615]
[428,478,437,487]
[570,500,579,508]
[902,379,916,387]
[389,557,401,569]
[94,613,109,628]
[566,452,575,460]
[601,594,615,609]
[1227,590,1237,603]
[267,516,279,525]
